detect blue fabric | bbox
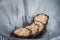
[0,0,60,40]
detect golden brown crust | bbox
[34,13,49,25]
[12,28,31,37]
[25,23,39,36]
[34,21,44,33]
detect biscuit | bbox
[11,13,49,38]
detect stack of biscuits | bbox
[11,13,49,38]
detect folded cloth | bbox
[51,36,60,40]
[0,0,60,40]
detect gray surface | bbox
[0,0,60,40]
